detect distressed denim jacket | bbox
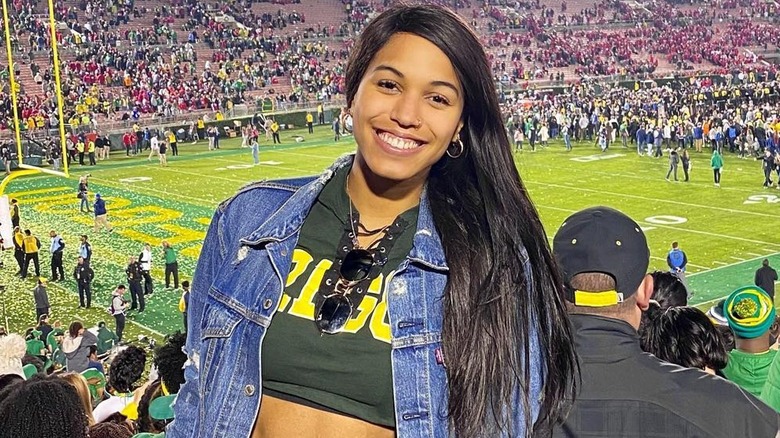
[168,155,543,438]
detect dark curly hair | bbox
[154,331,186,393]
[640,304,728,371]
[136,379,167,433]
[108,346,146,393]
[0,375,89,438]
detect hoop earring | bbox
[447,137,465,159]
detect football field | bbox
[1,126,778,341]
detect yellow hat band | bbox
[574,289,623,307]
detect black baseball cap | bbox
[553,206,650,307]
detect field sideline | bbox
[0,125,777,341]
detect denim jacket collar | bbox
[238,153,448,271]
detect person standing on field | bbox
[162,240,179,289]
[711,149,724,187]
[755,259,778,301]
[49,230,65,281]
[93,194,113,233]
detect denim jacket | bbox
[168,155,543,438]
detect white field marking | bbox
[118,176,152,183]
[570,153,625,162]
[635,220,780,247]
[204,156,323,174]
[521,161,760,194]
[746,252,766,257]
[140,165,248,183]
[712,261,729,265]
[90,176,215,205]
[528,181,779,218]
[688,252,780,277]
[730,256,747,261]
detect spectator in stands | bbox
[62,321,97,373]
[0,334,26,382]
[35,314,52,348]
[640,304,728,374]
[88,422,134,438]
[755,259,778,301]
[722,285,777,397]
[86,345,104,374]
[171,5,578,438]
[0,375,90,438]
[551,206,780,437]
[93,345,147,423]
[60,372,96,426]
[32,278,49,320]
[96,321,119,356]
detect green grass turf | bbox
[1,125,777,341]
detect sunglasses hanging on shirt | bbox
[314,208,408,335]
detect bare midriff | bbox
[252,395,396,438]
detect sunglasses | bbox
[315,249,375,334]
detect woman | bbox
[640,304,728,375]
[62,321,98,374]
[77,175,90,213]
[711,148,723,187]
[170,5,577,438]
[680,148,691,182]
[0,375,90,438]
[60,372,96,426]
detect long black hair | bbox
[345,4,577,436]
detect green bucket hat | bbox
[149,394,176,421]
[724,285,776,339]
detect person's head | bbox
[77,256,84,265]
[80,235,88,243]
[181,280,189,290]
[0,334,26,381]
[37,278,46,287]
[59,373,96,426]
[128,255,137,264]
[116,285,126,294]
[346,5,578,435]
[144,243,151,250]
[87,344,98,360]
[68,321,84,339]
[154,331,186,394]
[553,206,653,329]
[49,230,56,238]
[136,379,167,433]
[640,305,728,374]
[88,421,134,438]
[95,193,101,199]
[108,346,146,393]
[724,285,775,350]
[10,198,16,205]
[763,258,770,267]
[0,375,89,438]
[24,229,31,236]
[161,240,170,248]
[38,314,49,326]
[671,241,679,249]
[648,271,688,308]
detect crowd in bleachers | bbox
[1,0,779,133]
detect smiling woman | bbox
[169,5,577,438]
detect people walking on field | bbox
[93,194,113,233]
[148,133,160,161]
[680,148,691,182]
[666,148,679,182]
[711,149,724,187]
[77,176,91,213]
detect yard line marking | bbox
[730,256,747,261]
[521,162,760,194]
[688,252,780,277]
[746,252,765,257]
[712,261,729,265]
[89,176,216,205]
[527,181,779,218]
[633,220,779,246]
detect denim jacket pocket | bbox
[199,293,243,396]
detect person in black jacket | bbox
[49,230,65,281]
[755,259,778,301]
[125,256,145,312]
[73,256,94,308]
[552,206,780,438]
